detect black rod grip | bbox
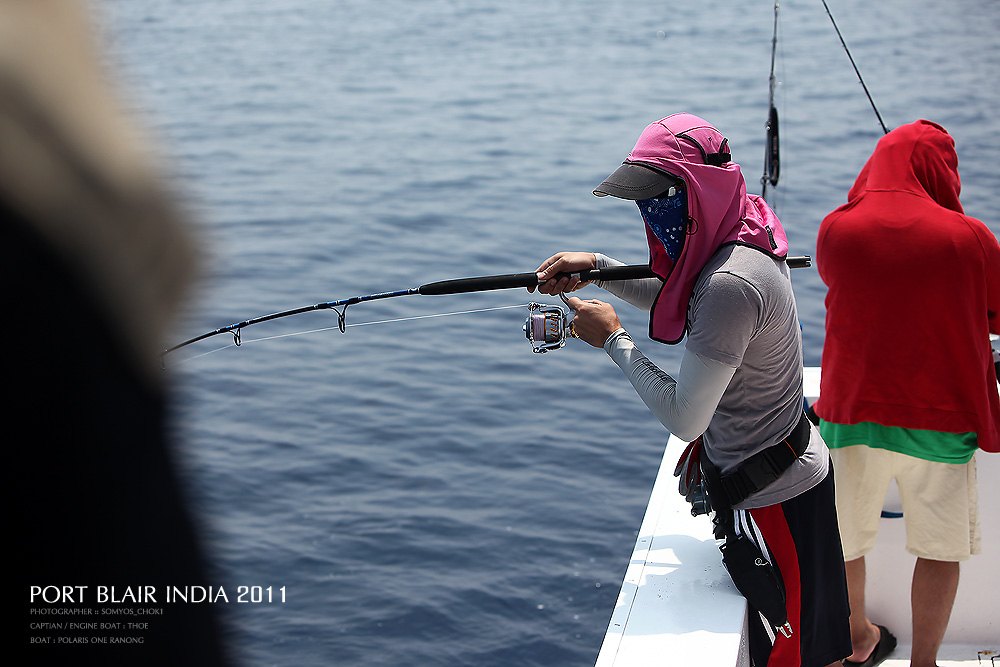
[418,257,810,296]
[417,265,656,296]
[787,255,811,269]
[579,265,656,282]
[418,272,540,295]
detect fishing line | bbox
[163,303,530,366]
[820,0,889,135]
[345,303,529,329]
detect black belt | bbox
[703,411,811,510]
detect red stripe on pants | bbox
[749,503,802,667]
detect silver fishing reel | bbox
[524,295,576,353]
[524,302,568,353]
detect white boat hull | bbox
[596,367,999,666]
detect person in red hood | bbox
[532,113,851,667]
[814,120,1000,667]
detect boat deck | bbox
[879,646,998,667]
[595,367,999,667]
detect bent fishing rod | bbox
[164,256,812,356]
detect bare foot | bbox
[845,622,880,664]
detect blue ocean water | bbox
[99,0,1000,664]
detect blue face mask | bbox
[637,189,687,261]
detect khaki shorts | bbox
[830,445,981,562]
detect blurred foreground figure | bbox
[814,120,1000,667]
[3,1,228,663]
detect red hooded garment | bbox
[813,120,1000,452]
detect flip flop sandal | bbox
[843,624,897,667]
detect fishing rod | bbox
[761,0,781,201]
[820,0,889,135]
[165,257,812,356]
[165,264,654,355]
[762,1,890,201]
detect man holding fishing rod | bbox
[531,113,852,667]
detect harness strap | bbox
[704,411,811,510]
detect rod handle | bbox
[417,257,809,296]
[417,265,656,296]
[418,272,540,295]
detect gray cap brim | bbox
[593,162,681,200]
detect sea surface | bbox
[98,0,999,665]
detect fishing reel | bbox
[523,295,575,353]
